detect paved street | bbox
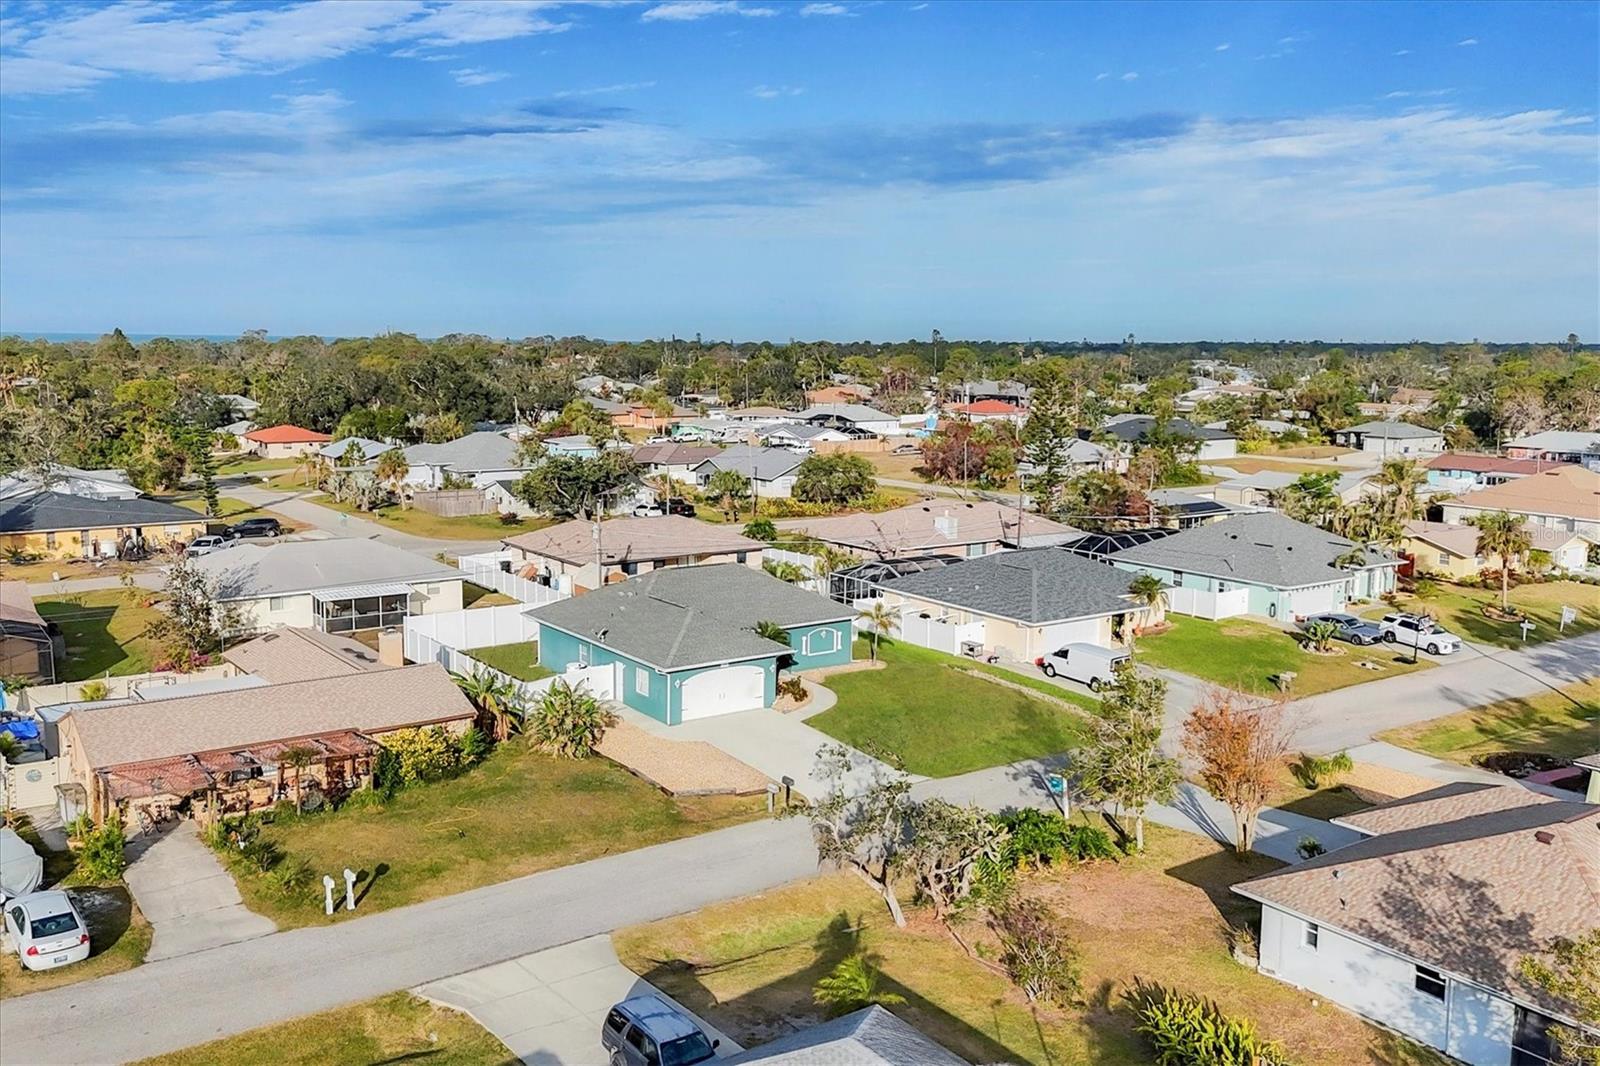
[0,818,818,1065]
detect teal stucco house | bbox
[528,564,854,724]
[1109,511,1402,622]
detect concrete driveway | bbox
[123,821,275,962]
[416,934,741,1066]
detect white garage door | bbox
[680,665,767,721]
[1288,584,1342,618]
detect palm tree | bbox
[293,450,324,487]
[706,469,751,521]
[1124,573,1168,647]
[527,679,616,758]
[375,449,411,508]
[858,601,898,661]
[452,667,524,742]
[278,744,320,813]
[754,620,788,643]
[812,953,906,1019]
[1374,458,1426,525]
[1469,510,1532,611]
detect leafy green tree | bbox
[743,517,778,541]
[1520,929,1600,1065]
[1022,365,1074,512]
[375,449,411,508]
[705,469,752,520]
[900,799,1007,919]
[796,743,914,925]
[1075,666,1179,852]
[1124,574,1168,647]
[515,451,639,518]
[793,453,876,505]
[1470,510,1533,610]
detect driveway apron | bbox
[123,820,276,962]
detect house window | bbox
[1414,965,1445,1000]
[1302,922,1319,950]
[1512,1006,1569,1065]
[735,551,748,564]
[622,561,638,576]
[577,644,590,667]
[634,667,650,696]
[966,543,985,558]
[1437,552,1450,566]
[804,628,841,656]
[268,597,289,612]
[45,532,57,549]
[425,584,440,596]
[1172,571,1185,585]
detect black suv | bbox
[665,498,696,517]
[230,517,283,538]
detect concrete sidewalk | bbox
[122,821,276,962]
[417,935,742,1066]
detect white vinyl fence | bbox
[763,547,826,593]
[1166,585,1250,621]
[404,613,617,706]
[897,610,986,655]
[407,604,538,651]
[455,550,570,606]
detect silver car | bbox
[3,890,91,971]
[1300,612,1383,646]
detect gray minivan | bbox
[601,995,720,1066]
[1035,642,1130,691]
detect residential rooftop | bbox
[724,1005,970,1065]
[1343,420,1443,439]
[1109,511,1396,587]
[795,403,898,424]
[0,491,203,535]
[1444,465,1600,522]
[1503,430,1600,453]
[775,499,1080,556]
[244,424,331,444]
[1424,453,1573,476]
[528,564,851,672]
[0,579,46,628]
[877,547,1138,623]
[1096,415,1233,442]
[187,537,461,600]
[693,445,807,480]
[503,514,763,566]
[402,431,521,471]
[223,626,391,684]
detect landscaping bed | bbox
[807,639,1092,777]
[613,825,1445,1066]
[1135,615,1433,696]
[216,743,766,928]
[132,991,507,1066]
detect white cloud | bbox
[554,81,657,98]
[640,1,777,21]
[451,67,509,86]
[1215,42,1230,52]
[1393,49,1412,56]
[1120,71,1138,81]
[1458,37,1479,46]
[0,0,577,95]
[1094,72,1110,81]
[751,84,804,98]
[800,3,850,16]
[909,2,928,9]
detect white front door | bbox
[679,665,766,721]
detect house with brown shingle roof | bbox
[502,515,764,594]
[1438,465,1600,542]
[1234,783,1600,1065]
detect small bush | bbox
[269,857,313,897]
[1062,824,1119,862]
[458,725,490,766]
[78,679,111,702]
[381,726,463,783]
[1125,979,1291,1066]
[990,896,1082,1006]
[1290,750,1353,790]
[77,816,128,882]
[996,808,1069,869]
[1296,836,1326,860]
[776,675,807,702]
[528,681,617,758]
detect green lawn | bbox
[34,588,165,679]
[161,493,303,531]
[214,455,299,476]
[467,641,553,681]
[614,825,1446,1066]
[133,992,508,1066]
[1377,678,1600,764]
[807,639,1093,777]
[462,582,517,608]
[1135,615,1434,697]
[1366,580,1600,649]
[218,743,764,928]
[313,496,554,540]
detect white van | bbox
[1034,643,1130,691]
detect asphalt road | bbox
[0,818,818,1065]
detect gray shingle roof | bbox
[878,548,1136,623]
[1345,420,1444,439]
[1109,511,1398,588]
[796,404,898,424]
[694,445,806,480]
[528,563,852,671]
[724,1006,970,1065]
[0,491,204,534]
[188,538,461,599]
[1097,416,1233,443]
[402,431,520,471]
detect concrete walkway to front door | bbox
[123,821,276,962]
[416,934,742,1065]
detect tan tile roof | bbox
[69,663,474,770]
[1443,465,1600,522]
[1334,781,1550,835]
[223,627,391,684]
[502,515,763,566]
[0,580,45,628]
[1238,785,1600,1018]
[774,500,1079,556]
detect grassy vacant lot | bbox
[1135,615,1433,697]
[468,641,553,681]
[614,825,1444,1066]
[163,493,303,531]
[225,744,764,928]
[34,588,164,679]
[1368,580,1600,649]
[134,992,510,1066]
[313,496,553,540]
[808,639,1093,777]
[1378,678,1600,764]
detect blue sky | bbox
[1,0,1595,341]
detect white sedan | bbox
[3,891,91,971]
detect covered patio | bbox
[312,582,417,634]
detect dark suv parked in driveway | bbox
[230,517,283,539]
[665,498,696,517]
[601,995,718,1066]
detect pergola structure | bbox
[311,582,416,634]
